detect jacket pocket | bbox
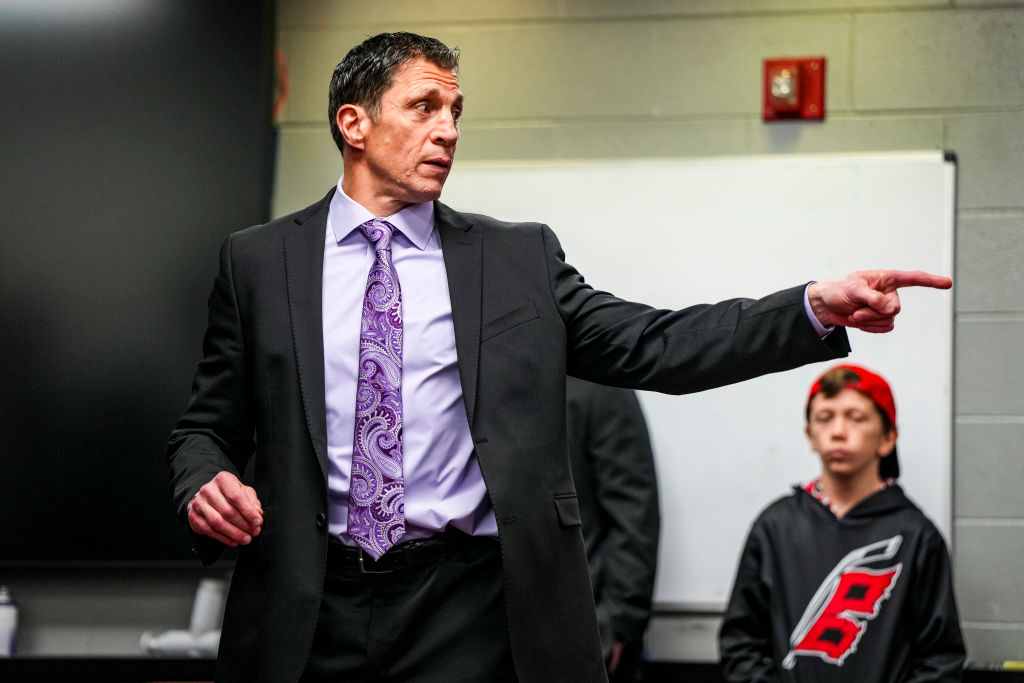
[554,493,582,527]
[481,301,538,342]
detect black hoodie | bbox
[719,484,965,682]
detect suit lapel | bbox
[284,191,332,479]
[436,202,482,429]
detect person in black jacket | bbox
[719,364,965,682]
[567,377,660,681]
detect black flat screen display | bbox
[0,0,274,565]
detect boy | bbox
[719,364,965,682]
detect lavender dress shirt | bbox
[323,180,497,545]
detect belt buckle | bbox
[358,547,395,575]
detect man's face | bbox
[805,388,896,482]
[358,58,462,209]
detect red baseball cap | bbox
[807,364,896,426]
[806,364,899,479]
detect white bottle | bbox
[0,585,17,656]
[188,578,227,634]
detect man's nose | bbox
[434,110,459,145]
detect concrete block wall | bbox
[273,0,1024,666]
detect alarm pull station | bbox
[763,57,825,121]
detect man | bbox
[567,378,659,681]
[168,31,952,683]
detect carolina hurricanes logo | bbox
[783,535,903,669]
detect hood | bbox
[794,482,913,520]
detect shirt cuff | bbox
[803,283,835,338]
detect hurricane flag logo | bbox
[783,535,903,669]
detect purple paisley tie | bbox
[347,219,404,559]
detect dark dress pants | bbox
[302,533,516,682]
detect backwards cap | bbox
[806,364,899,479]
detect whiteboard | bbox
[441,151,955,609]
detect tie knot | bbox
[360,220,395,251]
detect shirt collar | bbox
[328,177,435,250]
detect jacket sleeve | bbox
[719,524,782,683]
[582,382,660,650]
[166,234,256,565]
[542,225,850,395]
[905,533,966,682]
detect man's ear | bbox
[336,103,369,151]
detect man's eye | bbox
[416,102,430,112]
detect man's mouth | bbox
[424,158,451,170]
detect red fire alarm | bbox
[763,57,825,121]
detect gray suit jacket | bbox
[168,189,850,683]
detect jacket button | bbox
[315,512,326,528]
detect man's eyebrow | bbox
[411,87,441,99]
[408,86,464,105]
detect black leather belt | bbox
[327,528,484,574]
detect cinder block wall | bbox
[273,0,1024,665]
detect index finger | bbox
[879,270,953,291]
[223,484,263,526]
[210,473,262,526]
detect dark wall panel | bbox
[0,0,274,565]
